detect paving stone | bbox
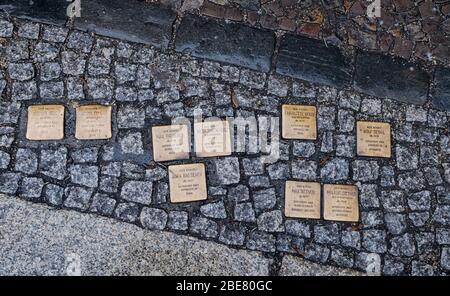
[167,211,189,231]
[121,181,152,205]
[276,34,351,87]
[61,51,86,76]
[39,81,64,99]
[20,177,44,199]
[66,31,94,53]
[14,148,37,174]
[436,228,450,245]
[200,201,227,219]
[380,190,406,213]
[114,202,140,223]
[99,176,119,194]
[87,78,114,99]
[441,248,450,271]
[432,67,450,111]
[17,22,40,39]
[33,42,58,63]
[64,186,94,211]
[352,160,379,182]
[408,190,431,211]
[253,188,276,212]
[6,40,30,61]
[341,230,361,250]
[0,0,67,25]
[383,256,405,275]
[285,220,311,238]
[330,248,354,268]
[304,243,330,264]
[214,157,240,185]
[154,182,168,204]
[75,0,176,48]
[71,148,98,163]
[396,146,418,170]
[338,110,355,133]
[90,193,116,215]
[0,173,21,194]
[119,132,144,155]
[101,162,122,178]
[66,77,85,100]
[362,230,387,253]
[242,158,264,176]
[12,81,37,100]
[69,165,99,188]
[320,158,349,182]
[380,166,396,187]
[420,146,439,165]
[398,171,426,191]
[248,176,271,189]
[267,162,290,180]
[317,107,336,131]
[354,51,429,104]
[359,184,379,209]
[314,224,340,245]
[117,105,145,129]
[0,19,13,37]
[433,205,450,226]
[88,55,111,76]
[176,15,274,72]
[389,233,416,257]
[8,63,35,81]
[218,225,247,246]
[39,147,67,180]
[409,212,429,227]
[140,207,168,230]
[292,160,317,181]
[257,210,284,233]
[411,261,434,276]
[0,151,10,169]
[0,102,20,125]
[406,105,427,122]
[267,76,289,97]
[42,25,67,42]
[190,217,219,238]
[384,213,407,235]
[293,142,315,158]
[44,184,64,206]
[40,62,61,81]
[246,231,276,253]
[234,202,256,223]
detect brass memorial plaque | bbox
[194,120,232,157]
[282,105,317,140]
[152,124,190,162]
[75,105,112,140]
[169,163,207,203]
[323,184,359,222]
[285,181,321,219]
[26,105,65,140]
[357,121,391,158]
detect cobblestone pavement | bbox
[0,1,449,276]
[155,0,450,68]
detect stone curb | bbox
[1,0,448,111]
[0,194,361,276]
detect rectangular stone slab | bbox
[74,0,176,48]
[75,105,112,140]
[0,0,68,25]
[152,124,190,162]
[194,120,232,158]
[169,163,207,203]
[354,51,429,105]
[175,15,275,72]
[26,105,65,141]
[276,34,351,88]
[285,181,321,219]
[323,184,359,222]
[357,121,391,158]
[281,105,317,140]
[431,67,450,112]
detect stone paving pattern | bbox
[158,0,450,68]
[0,3,449,276]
